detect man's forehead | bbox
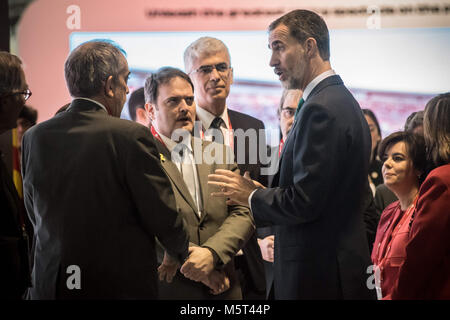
[194,51,230,65]
[268,24,291,46]
[160,77,193,95]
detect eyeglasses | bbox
[0,89,32,101]
[191,63,231,76]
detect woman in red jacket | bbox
[389,92,450,299]
[371,131,427,298]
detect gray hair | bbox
[183,37,231,73]
[64,40,127,98]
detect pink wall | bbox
[17,0,449,122]
[17,0,296,121]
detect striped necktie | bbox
[294,98,305,121]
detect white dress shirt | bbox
[157,129,203,217]
[196,105,232,147]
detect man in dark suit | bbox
[144,67,254,299]
[209,10,375,299]
[184,37,266,299]
[21,41,189,299]
[0,51,31,299]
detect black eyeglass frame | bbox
[191,63,231,75]
[0,89,32,101]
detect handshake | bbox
[158,246,230,295]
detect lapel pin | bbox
[159,153,166,162]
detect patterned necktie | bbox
[294,98,305,121]
[209,117,224,144]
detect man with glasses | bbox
[184,37,266,300]
[0,51,31,299]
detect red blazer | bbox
[371,200,410,298]
[388,164,450,299]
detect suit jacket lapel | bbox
[154,140,199,215]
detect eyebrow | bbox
[165,95,194,100]
[269,40,284,49]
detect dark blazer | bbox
[374,183,398,216]
[21,99,189,299]
[251,75,376,300]
[228,109,267,299]
[0,151,31,299]
[155,137,254,300]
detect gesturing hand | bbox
[158,251,180,283]
[208,169,260,206]
[180,246,215,282]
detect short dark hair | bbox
[269,10,330,61]
[64,40,127,98]
[18,105,38,125]
[0,51,24,95]
[378,131,427,183]
[423,92,450,167]
[128,87,145,121]
[144,67,194,105]
[404,111,424,133]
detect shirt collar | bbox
[302,69,336,101]
[72,97,108,113]
[196,105,230,130]
[154,127,193,153]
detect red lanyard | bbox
[151,125,166,148]
[279,138,284,157]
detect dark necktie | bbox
[210,117,224,144]
[294,98,305,121]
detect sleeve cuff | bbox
[248,189,258,214]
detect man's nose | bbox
[209,67,221,81]
[269,52,278,67]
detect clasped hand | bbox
[158,247,230,295]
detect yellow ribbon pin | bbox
[159,153,166,162]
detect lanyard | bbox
[279,138,285,157]
[374,194,418,298]
[151,125,165,147]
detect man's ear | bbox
[105,75,114,98]
[145,102,156,121]
[136,108,148,122]
[304,37,318,58]
[230,67,234,86]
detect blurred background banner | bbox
[9,0,450,142]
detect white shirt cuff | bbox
[248,189,258,213]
